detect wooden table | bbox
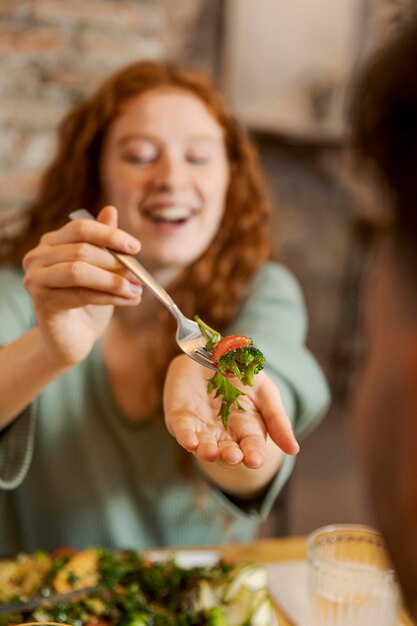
[209,536,415,626]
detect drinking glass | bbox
[307,524,401,626]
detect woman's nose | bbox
[152,153,188,189]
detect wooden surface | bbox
[208,536,415,626]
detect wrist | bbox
[32,328,79,374]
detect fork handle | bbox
[68,209,181,319]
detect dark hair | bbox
[350,13,417,283]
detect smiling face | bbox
[99,86,230,277]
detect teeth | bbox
[148,206,192,222]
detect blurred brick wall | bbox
[0,0,208,219]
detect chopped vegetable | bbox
[53,548,99,593]
[214,338,265,386]
[195,316,266,428]
[206,606,228,626]
[0,551,52,603]
[212,335,251,364]
[0,548,272,626]
[207,372,246,428]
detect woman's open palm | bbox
[164,354,299,469]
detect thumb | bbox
[97,204,118,228]
[256,374,300,455]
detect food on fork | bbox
[195,316,266,428]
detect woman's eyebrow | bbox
[117,133,222,147]
[117,133,158,146]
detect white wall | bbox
[223,0,371,140]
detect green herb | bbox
[67,570,79,585]
[195,316,266,429]
[194,315,221,352]
[0,548,271,626]
[207,372,245,428]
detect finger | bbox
[35,286,143,309]
[25,243,143,279]
[166,414,200,451]
[256,375,300,455]
[164,354,217,422]
[218,440,243,465]
[175,429,199,451]
[239,433,267,469]
[41,208,140,254]
[196,432,220,462]
[25,262,143,300]
[97,205,118,227]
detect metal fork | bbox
[69,209,216,371]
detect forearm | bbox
[195,437,285,499]
[0,328,71,429]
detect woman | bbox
[0,61,329,554]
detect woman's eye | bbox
[124,154,156,164]
[187,154,210,165]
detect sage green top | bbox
[0,262,330,556]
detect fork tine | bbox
[195,347,215,362]
[189,351,217,371]
[197,346,214,359]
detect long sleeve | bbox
[0,265,37,489]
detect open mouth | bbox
[142,206,196,225]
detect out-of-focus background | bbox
[0,0,413,536]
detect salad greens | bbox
[195,316,266,428]
[0,548,273,626]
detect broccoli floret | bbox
[217,345,266,386]
[216,354,242,379]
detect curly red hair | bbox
[1,61,274,413]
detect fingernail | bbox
[129,283,142,295]
[126,238,140,252]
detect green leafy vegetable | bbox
[0,548,272,626]
[206,606,228,626]
[207,372,246,428]
[194,315,222,352]
[195,316,266,428]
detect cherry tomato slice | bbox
[212,334,251,364]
